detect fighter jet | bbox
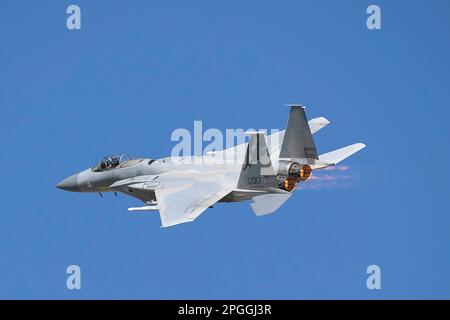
[57,105,365,227]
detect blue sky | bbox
[0,0,449,299]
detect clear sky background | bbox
[0,0,449,299]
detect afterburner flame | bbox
[299,165,312,181]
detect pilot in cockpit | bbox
[110,156,120,168]
[100,160,107,170]
[93,154,130,172]
[98,156,120,170]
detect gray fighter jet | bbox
[57,105,365,227]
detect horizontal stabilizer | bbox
[309,117,330,134]
[319,143,366,165]
[250,192,292,216]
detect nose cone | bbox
[56,174,81,192]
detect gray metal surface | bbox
[279,105,319,160]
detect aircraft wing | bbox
[155,170,238,227]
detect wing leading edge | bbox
[155,170,238,227]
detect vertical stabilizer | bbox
[279,105,319,160]
[237,132,277,189]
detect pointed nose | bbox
[56,174,81,192]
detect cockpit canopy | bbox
[92,154,132,172]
